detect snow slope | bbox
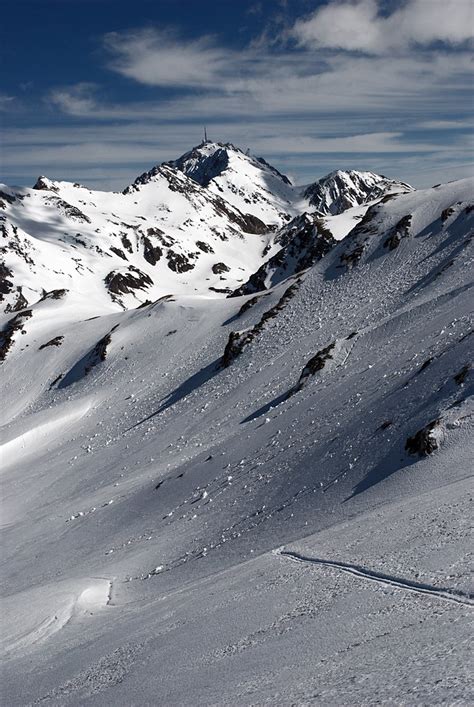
[1,143,413,316]
[1,159,473,704]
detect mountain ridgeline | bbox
[1,141,414,313]
[1,140,473,704]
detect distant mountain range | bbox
[1,141,413,312]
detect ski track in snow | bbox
[275,548,474,607]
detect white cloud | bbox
[49,83,99,116]
[292,0,474,54]
[104,28,232,87]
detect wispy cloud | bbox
[292,0,474,54]
[49,83,99,116]
[3,0,474,190]
[103,28,232,88]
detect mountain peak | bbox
[168,140,292,189]
[303,169,413,215]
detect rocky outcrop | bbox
[405,419,443,456]
[230,214,335,297]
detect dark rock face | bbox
[0,263,14,300]
[0,309,32,362]
[110,246,128,261]
[171,146,230,187]
[441,206,455,223]
[121,234,133,253]
[39,336,64,350]
[105,267,153,297]
[303,170,412,216]
[142,237,163,266]
[85,328,116,373]
[5,289,28,312]
[166,250,197,273]
[0,190,16,208]
[292,342,336,394]
[33,176,58,192]
[340,243,366,268]
[222,281,301,367]
[384,214,412,251]
[454,364,470,385]
[39,289,68,301]
[196,240,214,254]
[405,419,442,456]
[231,215,335,297]
[212,262,230,275]
[58,324,119,387]
[236,293,270,319]
[52,198,91,223]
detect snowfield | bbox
[1,143,473,705]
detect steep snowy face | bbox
[303,169,413,216]
[1,172,473,705]
[231,212,336,296]
[169,141,297,225]
[0,145,419,318]
[0,159,272,314]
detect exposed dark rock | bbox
[121,234,133,253]
[441,206,455,223]
[0,309,32,362]
[222,281,301,367]
[212,262,230,275]
[208,286,233,294]
[52,198,91,223]
[0,190,16,208]
[405,419,442,456]
[110,246,128,261]
[340,243,365,268]
[196,240,214,254]
[304,170,412,216]
[39,289,68,301]
[237,293,270,318]
[105,267,153,297]
[33,176,58,192]
[417,357,433,374]
[454,364,470,385]
[84,327,118,373]
[231,215,335,297]
[170,145,230,187]
[292,342,336,394]
[39,336,64,350]
[379,420,393,431]
[142,236,163,266]
[384,214,412,250]
[5,288,28,312]
[0,263,14,300]
[166,250,195,273]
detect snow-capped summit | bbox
[0,144,420,318]
[167,140,297,225]
[303,169,413,215]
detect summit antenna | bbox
[204,126,208,142]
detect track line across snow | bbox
[274,549,474,607]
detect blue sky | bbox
[1,0,473,189]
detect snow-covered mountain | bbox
[1,143,473,705]
[302,168,413,215]
[0,142,413,315]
